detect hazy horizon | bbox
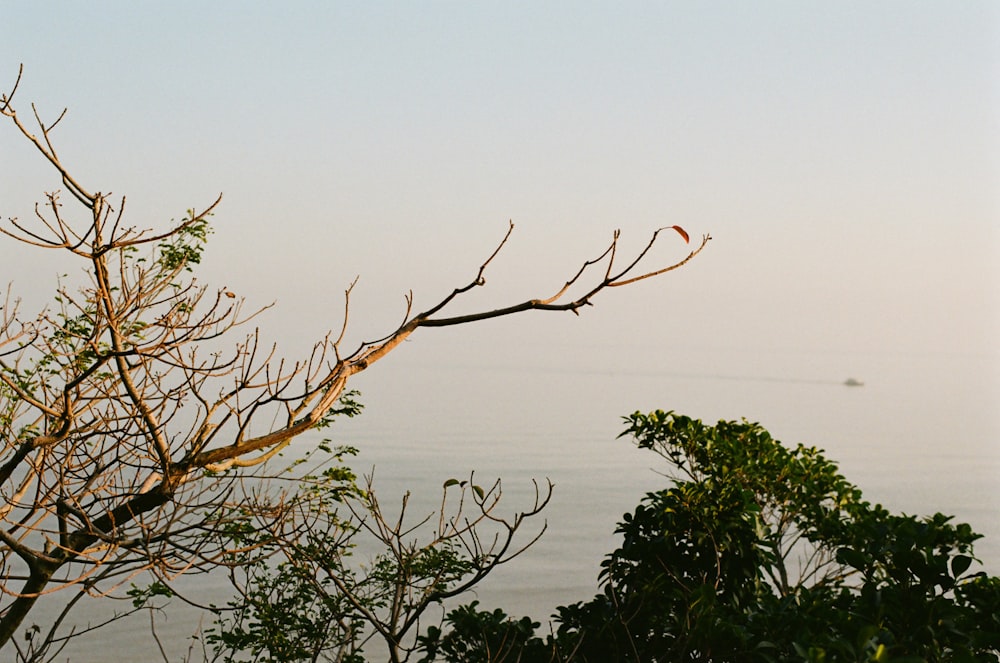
[2,3,998,446]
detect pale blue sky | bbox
[2,2,998,366]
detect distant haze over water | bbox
[40,340,999,660]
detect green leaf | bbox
[951,554,973,578]
[836,547,868,571]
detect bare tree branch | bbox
[0,67,709,652]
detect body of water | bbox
[24,342,1000,660]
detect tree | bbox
[197,448,552,663]
[0,65,709,658]
[416,411,1000,662]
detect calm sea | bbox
[25,344,1000,660]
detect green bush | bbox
[423,411,1000,663]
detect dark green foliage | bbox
[180,425,552,663]
[204,545,367,663]
[423,411,1000,662]
[156,212,213,271]
[167,409,999,662]
[200,444,368,663]
[416,602,551,663]
[313,389,364,431]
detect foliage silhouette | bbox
[186,411,1000,661]
[417,412,1000,662]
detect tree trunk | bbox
[0,564,59,649]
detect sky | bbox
[2,2,998,379]
[3,2,1000,643]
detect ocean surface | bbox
[23,342,1000,661]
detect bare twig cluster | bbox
[0,65,709,655]
[207,468,552,662]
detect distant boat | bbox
[843,378,865,387]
